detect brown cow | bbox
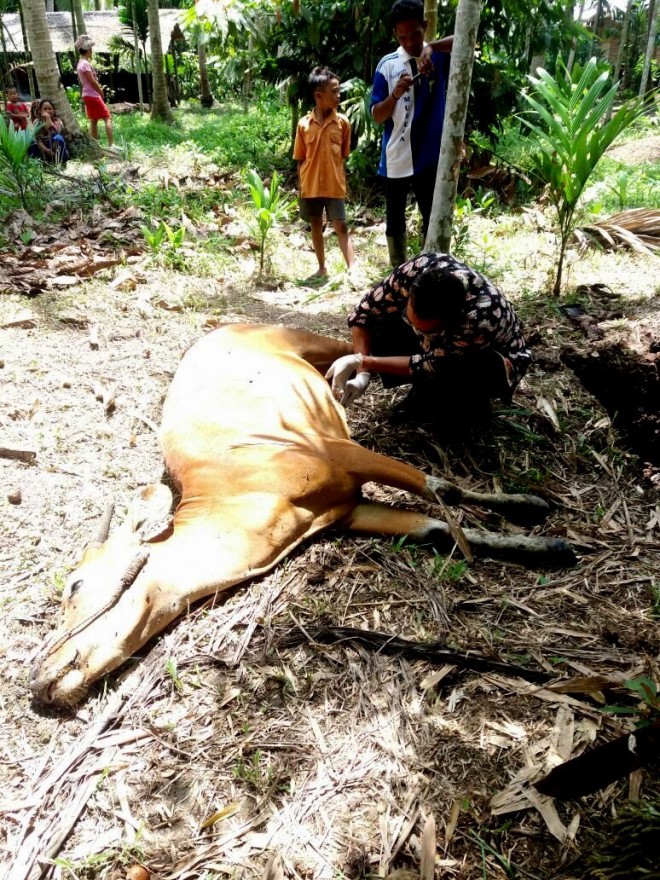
[30,325,575,706]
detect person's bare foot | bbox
[304,268,328,286]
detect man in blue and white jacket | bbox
[371,0,453,267]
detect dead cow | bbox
[31,324,575,706]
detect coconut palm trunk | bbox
[198,37,214,108]
[17,2,38,97]
[424,0,481,254]
[147,0,173,122]
[424,0,438,40]
[1,14,9,93]
[639,0,659,96]
[614,0,634,84]
[71,0,86,44]
[131,0,144,110]
[604,0,634,122]
[20,0,81,134]
[567,0,585,72]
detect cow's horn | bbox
[119,549,149,591]
[93,503,115,546]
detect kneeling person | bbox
[326,253,532,426]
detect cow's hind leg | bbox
[340,501,577,568]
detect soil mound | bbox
[562,338,660,463]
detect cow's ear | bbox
[127,483,174,542]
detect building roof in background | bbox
[577,0,640,21]
[1,10,184,54]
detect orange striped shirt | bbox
[293,110,351,199]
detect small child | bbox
[29,99,69,165]
[5,86,30,131]
[293,67,355,278]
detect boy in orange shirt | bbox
[293,67,355,278]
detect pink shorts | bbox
[83,94,110,121]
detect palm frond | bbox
[577,208,660,253]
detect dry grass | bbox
[1,181,659,880]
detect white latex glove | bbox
[325,353,369,406]
[342,371,371,406]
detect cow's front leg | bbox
[325,439,553,525]
[340,501,577,568]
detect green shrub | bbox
[0,118,40,210]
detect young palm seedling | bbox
[521,57,652,295]
[0,117,40,210]
[142,221,186,268]
[244,167,295,274]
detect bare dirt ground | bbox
[1,186,660,880]
[607,133,660,165]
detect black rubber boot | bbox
[386,234,407,268]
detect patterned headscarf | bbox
[74,35,94,52]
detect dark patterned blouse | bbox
[348,252,532,388]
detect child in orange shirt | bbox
[293,67,355,278]
[5,86,30,131]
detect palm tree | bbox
[71,0,86,43]
[19,0,81,134]
[522,58,650,295]
[425,0,481,254]
[566,0,586,73]
[1,8,10,92]
[118,0,150,103]
[639,0,659,96]
[613,0,634,86]
[424,0,439,40]
[16,1,38,96]
[198,37,214,107]
[147,0,173,122]
[131,0,144,110]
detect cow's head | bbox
[31,484,174,707]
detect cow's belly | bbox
[171,442,360,518]
[161,336,350,452]
[172,450,358,576]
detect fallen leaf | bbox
[49,275,79,288]
[199,801,241,829]
[111,271,138,292]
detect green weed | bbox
[451,190,496,263]
[51,569,68,596]
[52,838,145,879]
[165,657,184,693]
[467,829,516,879]
[431,552,468,583]
[142,220,187,268]
[601,676,660,724]
[233,750,274,791]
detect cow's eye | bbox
[69,580,83,597]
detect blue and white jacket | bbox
[371,44,450,179]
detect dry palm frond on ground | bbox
[576,208,660,254]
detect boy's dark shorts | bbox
[299,197,346,222]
